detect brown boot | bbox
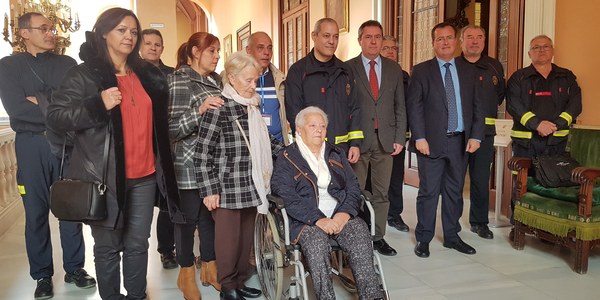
[200,260,221,291]
[177,266,201,300]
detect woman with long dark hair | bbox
[168,32,224,300]
[47,7,182,299]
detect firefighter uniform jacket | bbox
[458,54,506,136]
[285,49,363,148]
[507,63,582,147]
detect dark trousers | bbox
[156,209,175,254]
[298,218,383,300]
[174,189,216,267]
[91,176,156,300]
[15,132,85,280]
[213,207,256,290]
[415,135,468,243]
[468,135,494,225]
[388,147,407,219]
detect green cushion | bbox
[527,177,600,206]
[518,192,600,222]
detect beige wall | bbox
[554,0,599,126]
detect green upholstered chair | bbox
[508,127,600,274]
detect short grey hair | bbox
[460,25,486,41]
[529,34,553,49]
[313,18,337,34]
[295,106,329,129]
[222,51,261,84]
[382,35,397,42]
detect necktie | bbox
[444,62,458,132]
[369,60,379,129]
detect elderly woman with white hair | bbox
[271,106,384,300]
[194,51,283,300]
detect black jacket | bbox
[47,34,184,229]
[271,142,361,244]
[507,64,582,147]
[457,54,506,136]
[285,50,363,149]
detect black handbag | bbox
[532,153,580,188]
[50,124,111,222]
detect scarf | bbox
[295,134,330,190]
[221,83,273,214]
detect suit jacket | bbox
[347,55,407,153]
[406,57,484,158]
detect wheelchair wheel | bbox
[254,212,284,300]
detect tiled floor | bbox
[2,185,600,300]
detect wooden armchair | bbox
[508,127,600,274]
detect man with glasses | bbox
[347,21,406,256]
[380,35,412,233]
[406,22,484,258]
[0,12,96,299]
[506,35,582,239]
[457,25,506,240]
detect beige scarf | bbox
[222,83,272,214]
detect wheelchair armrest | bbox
[361,190,373,202]
[267,194,286,210]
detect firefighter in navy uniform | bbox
[506,35,582,240]
[285,18,363,163]
[507,34,581,159]
[457,25,506,240]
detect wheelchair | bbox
[254,191,390,300]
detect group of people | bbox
[0,5,581,300]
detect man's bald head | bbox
[246,31,273,70]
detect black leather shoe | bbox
[414,242,430,258]
[160,251,178,269]
[220,287,246,300]
[373,239,397,256]
[388,216,409,232]
[443,238,476,255]
[471,224,494,239]
[64,269,96,288]
[237,286,262,298]
[34,277,53,300]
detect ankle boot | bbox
[177,266,201,300]
[200,260,221,291]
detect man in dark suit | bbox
[406,22,484,258]
[347,20,407,256]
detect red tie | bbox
[369,60,379,129]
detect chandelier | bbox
[3,0,80,54]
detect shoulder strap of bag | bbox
[57,122,111,194]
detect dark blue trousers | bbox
[415,135,468,243]
[387,147,407,219]
[467,135,494,225]
[15,132,85,280]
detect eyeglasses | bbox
[434,36,456,43]
[382,46,398,51]
[530,45,553,52]
[22,26,57,35]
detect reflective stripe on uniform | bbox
[335,130,364,144]
[553,129,570,137]
[485,117,496,125]
[559,112,573,126]
[511,130,532,139]
[18,185,26,195]
[520,111,536,126]
[405,131,411,139]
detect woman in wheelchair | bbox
[271,106,384,300]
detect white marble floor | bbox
[2,185,600,300]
